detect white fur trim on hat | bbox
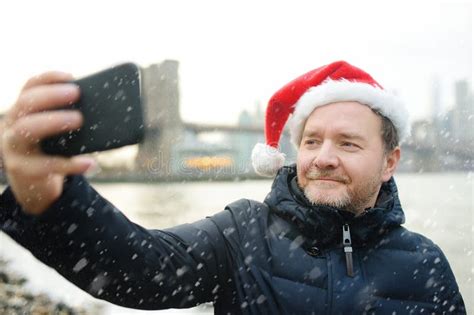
[251,143,286,177]
[289,80,410,147]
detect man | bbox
[0,61,466,314]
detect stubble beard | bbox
[301,168,382,214]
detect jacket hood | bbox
[264,165,405,247]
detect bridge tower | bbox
[135,60,183,178]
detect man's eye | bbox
[305,139,319,145]
[342,142,359,149]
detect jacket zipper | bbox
[342,224,354,277]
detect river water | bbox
[1,172,472,314]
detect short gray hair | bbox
[373,109,399,153]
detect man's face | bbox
[296,101,398,214]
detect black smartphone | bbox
[41,62,144,156]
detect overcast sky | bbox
[0,0,471,125]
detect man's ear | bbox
[382,146,401,182]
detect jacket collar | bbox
[264,165,405,247]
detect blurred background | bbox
[0,0,472,314]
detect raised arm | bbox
[0,72,234,310]
[0,175,233,309]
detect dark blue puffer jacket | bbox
[0,165,466,314]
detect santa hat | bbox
[251,60,410,177]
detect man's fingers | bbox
[4,153,95,178]
[21,71,74,91]
[3,110,83,152]
[9,84,80,123]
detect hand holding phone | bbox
[41,63,145,156]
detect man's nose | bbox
[313,141,339,169]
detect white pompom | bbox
[251,143,286,177]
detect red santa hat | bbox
[251,60,410,177]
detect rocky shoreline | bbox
[0,257,103,315]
